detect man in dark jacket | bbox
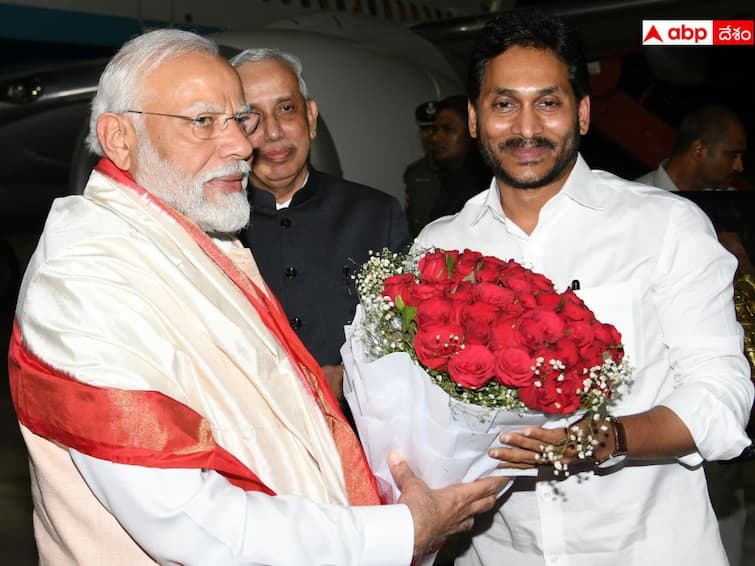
[231,48,410,398]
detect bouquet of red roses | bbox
[341,247,631,504]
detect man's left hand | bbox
[489,427,569,469]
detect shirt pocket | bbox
[575,279,642,372]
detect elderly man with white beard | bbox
[8,29,506,566]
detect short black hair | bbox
[435,94,469,122]
[672,105,744,154]
[467,10,589,104]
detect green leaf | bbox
[402,305,417,332]
[445,253,456,278]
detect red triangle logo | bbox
[643,25,663,43]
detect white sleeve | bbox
[70,450,414,566]
[652,202,754,463]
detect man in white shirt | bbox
[636,104,751,566]
[635,105,746,192]
[9,28,505,565]
[416,11,753,566]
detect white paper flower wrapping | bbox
[341,306,576,505]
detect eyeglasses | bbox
[125,109,262,139]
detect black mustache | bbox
[500,137,556,150]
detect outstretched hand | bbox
[490,427,570,469]
[389,452,507,560]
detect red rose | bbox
[447,281,474,304]
[460,302,499,345]
[490,317,522,350]
[502,270,531,293]
[518,370,581,414]
[564,320,595,348]
[413,282,450,301]
[458,249,483,263]
[516,316,545,349]
[418,250,454,283]
[480,256,509,271]
[592,322,622,347]
[559,289,595,322]
[471,256,505,283]
[414,325,463,371]
[591,321,612,344]
[516,292,537,310]
[550,337,580,368]
[472,282,516,308]
[529,271,555,292]
[578,342,605,369]
[517,309,565,349]
[536,291,562,311]
[448,344,496,389]
[453,250,483,281]
[494,346,535,387]
[382,273,416,306]
[589,322,623,364]
[416,297,455,330]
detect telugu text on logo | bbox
[642,20,753,46]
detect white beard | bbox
[134,135,251,234]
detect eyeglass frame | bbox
[124,109,262,139]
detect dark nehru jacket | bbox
[241,167,411,366]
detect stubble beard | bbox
[134,134,251,234]
[478,120,581,190]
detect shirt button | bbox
[285,266,297,278]
[280,218,292,229]
[290,316,302,330]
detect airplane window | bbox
[383,0,392,18]
[367,0,377,15]
[352,0,363,13]
[410,3,419,21]
[395,0,407,22]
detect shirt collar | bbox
[653,159,681,192]
[471,154,604,226]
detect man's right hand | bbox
[389,452,506,560]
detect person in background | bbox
[9,29,505,565]
[636,105,746,192]
[404,100,442,236]
[230,48,410,401]
[637,104,752,566]
[425,94,491,223]
[415,11,753,565]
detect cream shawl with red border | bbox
[10,159,379,563]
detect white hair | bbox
[86,28,218,156]
[229,47,309,99]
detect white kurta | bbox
[415,155,753,566]
[14,165,413,565]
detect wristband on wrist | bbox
[594,415,628,469]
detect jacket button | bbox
[280,218,292,229]
[285,266,297,278]
[290,316,302,330]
